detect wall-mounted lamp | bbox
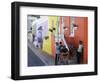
[64,26,68,30]
[49,27,56,33]
[49,28,53,32]
[73,24,78,30]
[44,36,49,40]
[53,27,56,31]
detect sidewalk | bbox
[28,39,55,66]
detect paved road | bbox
[28,47,45,66]
[28,40,55,66]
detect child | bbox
[77,41,83,64]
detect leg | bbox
[77,52,81,64]
[55,54,57,65]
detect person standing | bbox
[59,42,66,65]
[55,42,60,65]
[37,26,43,49]
[77,41,83,64]
[59,42,64,51]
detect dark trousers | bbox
[77,52,81,64]
[55,54,59,65]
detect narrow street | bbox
[28,47,45,66]
[28,40,55,66]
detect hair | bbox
[60,45,68,53]
[63,47,68,53]
[56,42,59,45]
[59,42,62,45]
[79,40,83,44]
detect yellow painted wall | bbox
[42,16,58,56]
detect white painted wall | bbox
[0,0,99,82]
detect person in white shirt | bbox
[77,41,83,64]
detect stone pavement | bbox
[28,39,55,66]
